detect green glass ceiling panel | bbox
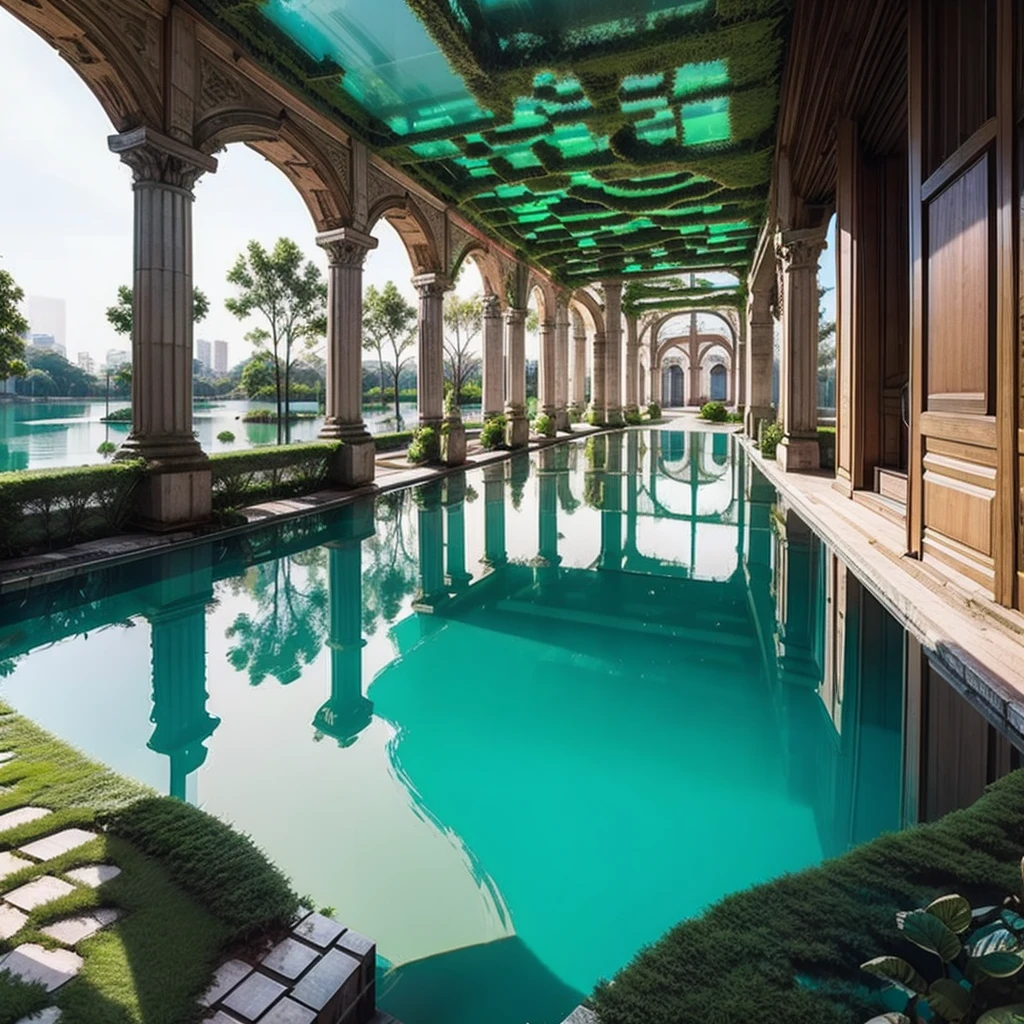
[681,97,731,145]
[465,0,711,38]
[673,61,730,98]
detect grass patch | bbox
[591,769,1024,1024]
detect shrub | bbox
[533,412,555,437]
[0,461,146,557]
[647,401,662,420]
[96,440,117,456]
[374,430,415,453]
[624,408,643,426]
[585,408,600,425]
[700,400,728,422]
[407,426,438,464]
[101,406,132,422]
[210,442,339,511]
[760,420,784,459]
[216,430,236,443]
[242,409,316,423]
[726,410,744,423]
[480,414,508,451]
[100,797,299,942]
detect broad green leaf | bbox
[973,951,1024,978]
[977,1007,1024,1024]
[928,895,973,934]
[973,905,1000,921]
[862,956,928,995]
[928,979,971,1022]
[1002,910,1024,932]
[899,909,962,962]
[970,927,1020,959]
[864,1016,912,1024]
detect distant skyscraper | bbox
[27,296,66,355]
[77,352,95,375]
[213,340,228,374]
[196,339,212,368]
[28,333,63,356]
[106,348,130,370]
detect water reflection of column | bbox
[481,463,507,570]
[536,448,560,578]
[145,560,219,801]
[689,433,701,572]
[555,443,577,515]
[774,500,818,684]
[443,475,472,590]
[314,540,373,747]
[625,431,639,557]
[415,481,446,608]
[600,433,623,570]
[648,430,660,509]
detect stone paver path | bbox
[40,908,120,946]
[65,864,121,887]
[0,807,51,832]
[0,850,32,880]
[0,903,28,939]
[19,828,95,862]
[0,944,83,992]
[199,958,252,1007]
[221,971,288,1021]
[4,875,74,912]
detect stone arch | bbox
[450,240,505,302]
[196,111,352,231]
[656,331,733,368]
[527,273,557,323]
[696,335,735,364]
[366,193,443,276]
[570,288,605,336]
[646,308,739,347]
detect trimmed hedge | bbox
[374,430,415,453]
[210,442,339,510]
[99,797,299,942]
[592,770,1024,1024]
[0,460,146,557]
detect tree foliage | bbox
[106,283,209,337]
[363,282,416,423]
[443,294,483,406]
[0,266,29,382]
[225,238,327,444]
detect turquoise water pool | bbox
[0,429,904,1023]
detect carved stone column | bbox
[745,283,776,439]
[624,314,639,418]
[538,317,557,430]
[734,314,747,410]
[570,310,587,416]
[504,307,529,447]
[650,361,662,406]
[776,228,827,470]
[688,313,701,407]
[317,226,378,486]
[554,295,570,431]
[481,293,504,420]
[588,330,606,424]
[109,127,217,527]
[601,281,624,425]
[412,273,448,433]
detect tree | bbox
[0,267,29,382]
[113,362,132,393]
[106,283,209,336]
[362,282,416,423]
[225,238,327,444]
[443,294,482,407]
[818,286,836,374]
[241,352,277,399]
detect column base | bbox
[604,406,624,427]
[505,406,529,449]
[745,404,775,439]
[134,461,212,530]
[554,407,570,432]
[321,423,376,487]
[624,404,640,423]
[778,435,821,472]
[441,417,467,466]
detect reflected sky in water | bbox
[0,429,903,1024]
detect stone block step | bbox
[4,875,74,911]
[40,907,119,946]
[15,1009,62,1024]
[0,850,32,881]
[221,971,287,1021]
[199,958,252,1007]
[65,863,121,888]
[0,944,83,992]
[19,828,96,862]
[0,807,51,833]
[0,903,28,939]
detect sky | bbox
[0,9,836,371]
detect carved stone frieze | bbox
[198,55,244,112]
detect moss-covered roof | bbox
[191,0,790,289]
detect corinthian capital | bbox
[411,273,451,299]
[775,227,827,272]
[316,226,379,268]
[109,127,217,191]
[483,293,502,317]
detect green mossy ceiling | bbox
[195,0,790,288]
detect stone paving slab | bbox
[40,907,119,945]
[199,958,253,1007]
[256,997,316,1024]
[259,936,319,982]
[336,928,374,959]
[65,864,121,888]
[0,750,15,764]
[289,948,359,1013]
[560,1008,598,1024]
[19,828,96,862]
[0,902,28,939]
[292,911,344,950]
[0,807,51,833]
[221,971,287,1021]
[15,1009,62,1024]
[0,850,32,880]
[4,875,74,911]
[0,944,83,991]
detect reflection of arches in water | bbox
[663,365,684,407]
[712,432,728,466]
[710,364,727,401]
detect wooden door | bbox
[908,0,1018,601]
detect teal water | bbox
[0,430,904,1024]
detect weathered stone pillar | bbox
[776,228,827,470]
[443,475,471,589]
[774,500,819,684]
[109,127,217,527]
[317,227,379,486]
[554,296,570,431]
[650,361,662,406]
[745,282,775,439]
[624,314,639,418]
[315,538,373,746]
[504,307,529,447]
[588,330,606,424]
[570,310,587,416]
[481,462,507,569]
[688,313,701,407]
[601,281,624,425]
[734,315,747,410]
[481,293,504,420]
[538,317,557,430]
[412,273,448,432]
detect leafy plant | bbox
[533,412,555,437]
[647,401,662,420]
[407,426,438,464]
[726,410,744,423]
[0,267,29,383]
[760,420,784,459]
[216,430,236,443]
[209,442,339,510]
[585,408,600,425]
[480,414,508,450]
[624,408,643,425]
[861,874,1024,1023]
[700,400,728,422]
[100,406,133,422]
[96,440,117,456]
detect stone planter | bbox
[441,416,466,466]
